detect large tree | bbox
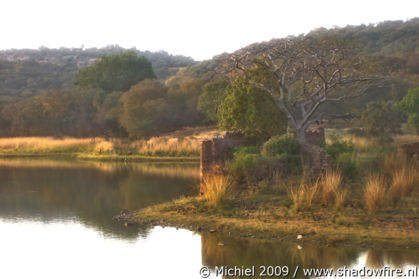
[230,37,383,143]
[75,51,156,93]
[217,78,287,139]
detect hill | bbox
[0,46,196,97]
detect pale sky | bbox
[1,0,418,60]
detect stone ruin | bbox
[199,128,329,191]
[305,127,325,145]
[200,132,246,192]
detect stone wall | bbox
[301,143,331,178]
[305,127,325,145]
[200,129,329,192]
[398,142,419,159]
[199,133,246,193]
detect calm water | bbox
[0,159,417,279]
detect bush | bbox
[261,135,303,174]
[336,152,358,178]
[325,138,354,161]
[262,135,300,157]
[227,146,263,182]
[227,145,285,183]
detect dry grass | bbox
[364,175,386,214]
[0,137,93,151]
[393,134,419,145]
[381,152,419,207]
[201,175,232,206]
[0,127,219,156]
[389,164,417,206]
[288,181,319,211]
[130,137,200,156]
[320,170,346,209]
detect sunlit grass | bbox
[288,180,319,211]
[0,127,220,157]
[364,175,386,214]
[320,169,344,208]
[201,175,232,206]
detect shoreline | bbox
[117,197,419,250]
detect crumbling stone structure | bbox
[305,127,325,145]
[398,142,419,159]
[200,128,329,192]
[301,143,331,178]
[200,133,247,193]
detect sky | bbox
[1,0,418,61]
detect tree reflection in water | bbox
[201,233,419,278]
[0,159,199,239]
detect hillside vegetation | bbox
[0,19,418,139]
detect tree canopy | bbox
[75,51,156,92]
[217,78,287,139]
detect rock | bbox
[297,234,303,240]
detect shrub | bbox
[326,137,357,178]
[201,175,232,206]
[364,175,386,214]
[278,153,303,174]
[227,146,263,182]
[325,138,354,161]
[335,152,358,178]
[262,135,300,157]
[261,135,303,174]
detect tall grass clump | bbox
[201,175,232,206]
[389,165,417,206]
[320,170,346,209]
[289,180,319,211]
[364,175,386,214]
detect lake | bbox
[0,159,417,279]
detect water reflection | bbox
[0,159,418,279]
[0,158,199,239]
[201,233,419,278]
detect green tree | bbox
[217,78,287,139]
[119,80,170,138]
[397,87,419,134]
[360,101,404,140]
[75,51,156,92]
[197,79,229,123]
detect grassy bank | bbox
[0,126,221,162]
[121,132,419,249]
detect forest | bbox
[0,18,418,139]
